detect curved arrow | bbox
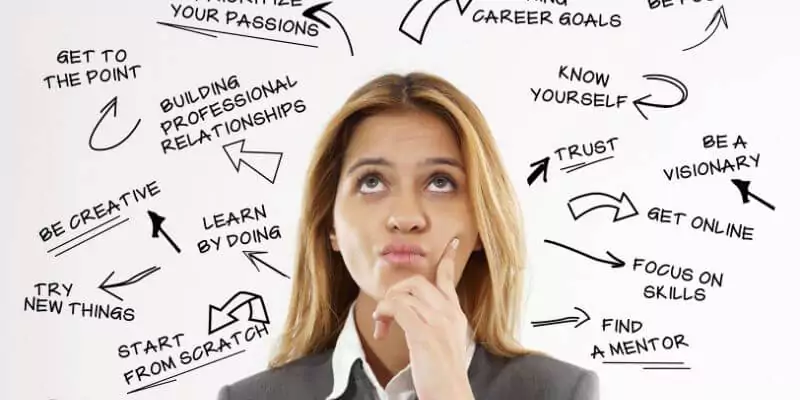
[567,192,638,222]
[633,74,688,120]
[88,96,141,151]
[399,0,473,44]
[683,5,728,52]
[531,307,591,328]
[208,291,270,335]
[302,2,354,56]
[544,239,625,269]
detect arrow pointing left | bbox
[208,291,270,335]
[147,210,181,253]
[88,96,141,151]
[99,266,161,301]
[633,74,688,120]
[243,250,291,278]
[731,179,775,211]
[223,139,284,184]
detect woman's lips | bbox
[381,252,426,267]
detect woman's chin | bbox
[374,264,432,292]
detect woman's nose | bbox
[386,193,427,233]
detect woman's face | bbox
[330,108,481,300]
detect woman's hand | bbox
[372,237,475,400]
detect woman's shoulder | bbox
[475,346,599,400]
[217,350,334,400]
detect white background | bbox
[3,0,799,399]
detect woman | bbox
[218,72,599,400]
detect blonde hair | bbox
[269,71,539,369]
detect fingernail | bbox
[451,237,460,250]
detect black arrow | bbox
[243,250,290,278]
[683,5,728,52]
[527,157,550,186]
[147,210,181,253]
[633,74,688,120]
[303,1,354,56]
[208,291,270,335]
[88,96,141,151]
[399,0,473,44]
[531,307,591,328]
[98,266,161,301]
[544,239,625,269]
[567,191,638,222]
[731,179,775,211]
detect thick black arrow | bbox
[88,96,141,151]
[147,210,181,253]
[683,5,728,52]
[527,157,550,186]
[731,179,775,211]
[544,239,625,269]
[98,266,161,301]
[243,250,290,278]
[303,1,354,56]
[531,307,591,328]
[633,74,688,120]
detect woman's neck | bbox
[353,292,410,388]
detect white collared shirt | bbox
[325,301,477,400]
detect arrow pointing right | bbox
[567,191,638,223]
[682,5,728,52]
[88,96,142,151]
[527,157,550,186]
[544,239,625,269]
[531,307,591,328]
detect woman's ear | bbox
[329,230,340,252]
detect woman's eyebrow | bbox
[345,157,464,176]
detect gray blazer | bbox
[218,343,599,400]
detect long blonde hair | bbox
[269,71,539,369]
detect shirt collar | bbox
[326,301,477,400]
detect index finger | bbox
[435,237,460,300]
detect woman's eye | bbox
[428,175,456,192]
[358,174,386,193]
